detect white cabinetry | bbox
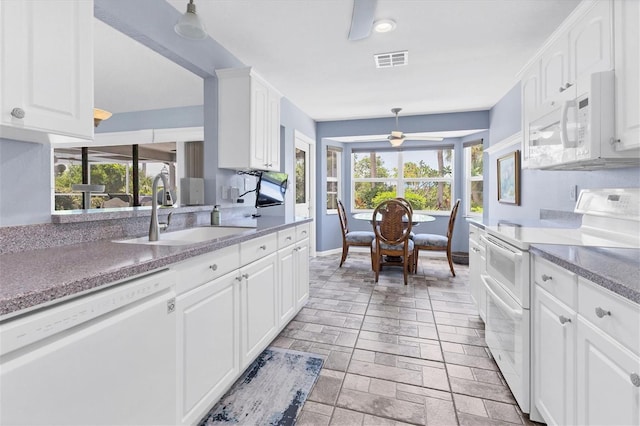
[613,0,640,150]
[540,0,612,104]
[278,223,310,327]
[173,227,308,425]
[532,255,640,426]
[217,67,282,171]
[174,245,240,425]
[176,271,240,426]
[520,0,619,165]
[278,228,298,325]
[576,277,640,426]
[0,0,93,144]
[295,223,311,308]
[531,256,578,425]
[468,224,486,320]
[240,252,278,368]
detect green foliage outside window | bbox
[54,164,154,210]
[352,150,453,211]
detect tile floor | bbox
[272,252,539,426]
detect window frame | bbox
[326,146,342,215]
[464,141,484,217]
[350,148,455,215]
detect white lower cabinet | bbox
[576,277,640,426]
[176,271,240,426]
[278,244,297,325]
[240,252,279,368]
[576,317,640,426]
[172,225,310,425]
[532,255,640,426]
[295,239,310,308]
[468,225,486,319]
[532,285,576,425]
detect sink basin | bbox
[114,226,255,246]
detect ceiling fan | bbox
[386,108,444,147]
[348,0,377,41]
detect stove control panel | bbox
[575,188,639,220]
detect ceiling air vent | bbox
[374,50,408,68]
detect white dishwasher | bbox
[0,269,177,426]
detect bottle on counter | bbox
[211,205,221,225]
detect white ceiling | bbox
[95,0,581,122]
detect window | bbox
[326,146,342,213]
[351,148,454,213]
[464,141,484,216]
[53,144,176,210]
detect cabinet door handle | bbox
[595,307,611,318]
[631,373,640,387]
[558,315,572,325]
[286,236,292,240]
[541,274,552,282]
[472,247,480,253]
[209,264,218,271]
[235,276,242,281]
[242,273,249,279]
[301,230,307,235]
[559,86,565,93]
[259,245,267,250]
[10,107,25,119]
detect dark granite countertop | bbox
[530,244,640,304]
[0,217,312,320]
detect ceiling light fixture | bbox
[93,108,112,127]
[373,19,396,33]
[388,107,405,147]
[175,0,207,40]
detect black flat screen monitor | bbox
[255,171,288,208]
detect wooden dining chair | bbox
[371,199,414,285]
[395,197,415,239]
[337,200,375,267]
[412,199,461,276]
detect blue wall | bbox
[0,139,52,226]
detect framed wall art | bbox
[497,150,520,205]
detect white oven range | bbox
[480,188,640,417]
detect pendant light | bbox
[93,108,112,127]
[175,0,207,40]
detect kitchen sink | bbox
[113,226,255,246]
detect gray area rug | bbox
[198,347,324,425]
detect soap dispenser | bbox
[211,205,221,225]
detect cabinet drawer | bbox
[278,227,296,248]
[241,234,277,265]
[469,225,485,244]
[578,277,640,355]
[296,223,310,242]
[173,245,240,295]
[533,256,578,310]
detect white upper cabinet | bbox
[520,62,541,166]
[0,0,93,144]
[217,67,282,171]
[613,0,640,150]
[539,0,612,105]
[540,37,571,105]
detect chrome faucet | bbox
[149,172,173,241]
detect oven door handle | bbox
[481,274,522,319]
[480,235,522,262]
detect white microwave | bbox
[526,70,639,170]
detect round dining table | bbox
[352,212,436,225]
